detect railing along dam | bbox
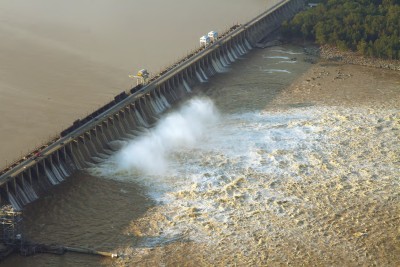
[0,0,305,210]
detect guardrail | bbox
[0,0,304,188]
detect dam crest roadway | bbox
[0,0,305,211]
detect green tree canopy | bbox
[283,0,400,59]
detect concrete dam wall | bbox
[0,0,305,210]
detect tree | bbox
[284,0,400,59]
[357,40,368,54]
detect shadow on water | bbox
[2,171,155,267]
[198,44,315,113]
[2,44,316,267]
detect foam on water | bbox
[270,49,303,55]
[87,45,399,265]
[89,97,220,197]
[263,56,290,60]
[110,103,399,265]
[277,60,297,64]
[92,101,324,216]
[262,69,291,74]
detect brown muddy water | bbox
[1,1,399,267]
[2,42,316,266]
[0,0,278,167]
[5,42,399,266]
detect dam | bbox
[0,0,305,211]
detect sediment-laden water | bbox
[0,0,279,167]
[4,45,399,266]
[114,105,399,266]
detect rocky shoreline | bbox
[304,44,400,71]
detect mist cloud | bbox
[116,97,219,175]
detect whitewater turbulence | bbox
[112,97,219,176]
[102,103,399,265]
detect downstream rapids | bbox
[6,45,398,267]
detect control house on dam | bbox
[0,0,305,211]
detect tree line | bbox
[282,0,400,59]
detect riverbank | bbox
[264,55,400,266]
[0,0,276,169]
[305,44,400,71]
[268,57,400,109]
[114,46,400,266]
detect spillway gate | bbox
[0,0,305,210]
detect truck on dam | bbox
[0,0,307,262]
[208,31,218,42]
[200,31,218,47]
[0,0,306,212]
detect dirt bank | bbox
[114,56,400,266]
[269,59,400,109]
[306,44,400,71]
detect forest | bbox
[282,0,400,59]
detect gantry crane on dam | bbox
[0,0,306,211]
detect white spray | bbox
[115,97,219,175]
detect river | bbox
[2,1,399,266]
[3,42,315,266]
[0,0,278,167]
